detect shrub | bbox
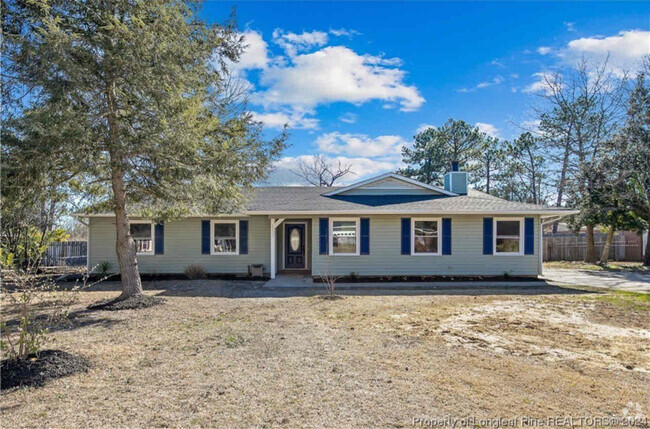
[97,261,112,277]
[184,264,206,280]
[1,254,101,361]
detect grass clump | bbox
[184,264,206,280]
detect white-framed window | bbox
[494,217,524,255]
[411,218,441,255]
[211,220,239,255]
[329,218,360,256]
[130,221,154,255]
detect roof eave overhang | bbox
[73,209,579,218]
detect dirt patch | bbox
[87,294,165,311]
[439,298,650,372]
[1,350,89,390]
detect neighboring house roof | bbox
[73,173,577,217]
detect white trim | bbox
[493,217,524,256]
[130,220,155,255]
[210,220,239,256]
[323,173,458,197]
[282,221,308,270]
[73,209,580,217]
[411,217,442,256]
[329,217,360,256]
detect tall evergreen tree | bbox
[611,62,650,265]
[399,119,484,185]
[3,0,286,299]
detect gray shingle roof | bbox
[245,186,574,215]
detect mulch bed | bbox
[87,294,165,311]
[1,350,90,390]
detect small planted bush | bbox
[184,264,206,280]
[97,261,112,277]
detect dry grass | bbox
[544,261,648,272]
[2,280,649,428]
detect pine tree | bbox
[3,0,287,299]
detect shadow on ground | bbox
[69,279,598,299]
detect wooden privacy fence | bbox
[543,231,643,262]
[42,241,87,266]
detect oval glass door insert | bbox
[289,228,301,252]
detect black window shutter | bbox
[524,217,534,255]
[201,220,210,255]
[401,218,411,255]
[319,218,329,255]
[442,218,452,255]
[239,220,249,255]
[360,218,370,255]
[154,223,164,255]
[483,218,493,255]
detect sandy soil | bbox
[1,280,648,428]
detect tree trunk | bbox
[599,225,615,265]
[105,72,143,299]
[111,164,143,299]
[643,229,650,267]
[585,224,597,263]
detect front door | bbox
[285,224,306,269]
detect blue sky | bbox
[204,1,650,185]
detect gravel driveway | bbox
[543,268,649,293]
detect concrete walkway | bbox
[542,268,649,293]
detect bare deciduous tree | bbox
[294,155,354,187]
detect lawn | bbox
[2,280,649,427]
[544,261,648,272]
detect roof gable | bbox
[323,173,457,197]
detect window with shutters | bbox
[411,218,441,255]
[211,221,239,255]
[130,221,154,255]
[494,218,523,255]
[329,218,359,255]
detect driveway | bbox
[543,268,650,293]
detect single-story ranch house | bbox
[78,167,575,279]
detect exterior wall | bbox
[88,216,271,274]
[88,214,541,277]
[311,214,541,276]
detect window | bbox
[411,218,441,255]
[330,218,359,255]
[212,221,238,255]
[494,218,523,255]
[130,222,154,255]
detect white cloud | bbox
[522,119,541,133]
[459,76,505,92]
[537,46,552,55]
[476,122,500,138]
[415,124,435,134]
[491,59,505,68]
[522,72,560,94]
[330,28,361,38]
[272,29,328,57]
[339,112,357,124]
[251,110,319,130]
[254,46,425,112]
[234,30,270,71]
[561,30,650,75]
[316,132,408,159]
[564,22,576,32]
[268,155,400,185]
